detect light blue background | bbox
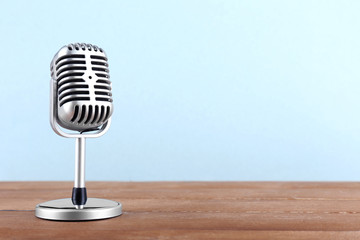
[0,0,359,181]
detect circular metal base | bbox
[35,198,122,221]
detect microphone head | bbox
[50,43,113,132]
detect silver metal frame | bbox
[50,79,112,207]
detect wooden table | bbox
[1,182,360,239]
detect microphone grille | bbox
[50,43,113,131]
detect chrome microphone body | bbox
[35,43,122,221]
[50,43,113,209]
[50,43,113,131]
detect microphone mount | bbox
[50,79,112,209]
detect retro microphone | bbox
[35,43,122,221]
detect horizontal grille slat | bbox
[91,61,108,66]
[56,60,86,71]
[95,73,110,78]
[59,91,90,101]
[90,55,107,61]
[95,73,109,78]
[55,54,85,65]
[92,67,108,72]
[58,84,88,95]
[94,85,111,90]
[95,97,113,102]
[95,91,112,96]
[96,79,111,84]
[60,97,90,107]
[58,78,85,89]
[57,72,84,82]
[57,66,87,77]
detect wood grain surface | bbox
[1,182,360,239]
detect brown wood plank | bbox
[1,182,360,239]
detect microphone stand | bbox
[35,80,122,221]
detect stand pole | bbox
[72,137,87,209]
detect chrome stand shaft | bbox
[75,137,85,188]
[73,137,87,209]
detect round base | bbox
[35,198,122,221]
